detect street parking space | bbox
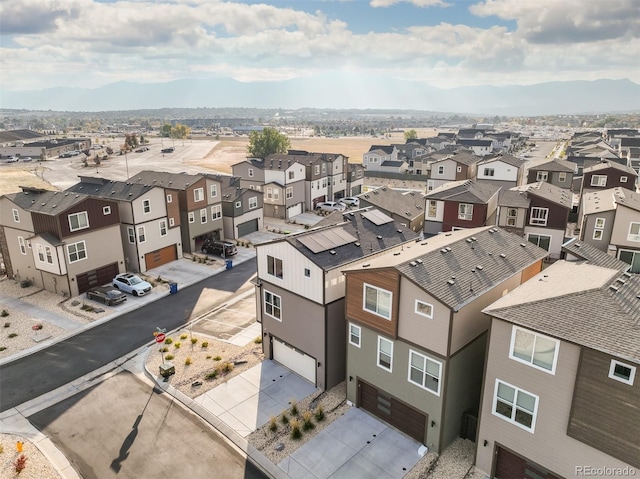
[192,294,258,342]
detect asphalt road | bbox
[29,371,266,479]
[0,258,257,412]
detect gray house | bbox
[359,187,426,232]
[526,159,577,190]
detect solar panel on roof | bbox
[298,228,358,253]
[362,209,393,225]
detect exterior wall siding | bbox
[610,205,640,250]
[2,226,40,288]
[580,211,615,250]
[477,161,519,183]
[525,197,568,230]
[524,226,565,259]
[442,202,488,231]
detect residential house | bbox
[579,161,638,200]
[475,155,526,188]
[232,158,266,192]
[510,182,572,260]
[456,139,493,156]
[131,171,224,254]
[344,226,547,453]
[561,237,632,271]
[0,187,124,296]
[579,187,640,272]
[346,163,365,197]
[495,190,530,236]
[525,159,576,190]
[476,260,638,478]
[66,176,182,273]
[424,180,500,235]
[363,145,398,172]
[255,209,419,390]
[427,150,482,191]
[358,187,426,232]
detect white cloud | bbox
[370,0,449,7]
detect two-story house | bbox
[476,260,638,478]
[131,171,224,254]
[255,209,419,390]
[424,180,500,235]
[427,151,482,191]
[579,187,640,272]
[346,163,365,197]
[456,139,494,156]
[579,161,638,199]
[0,187,125,296]
[65,176,182,273]
[232,158,266,192]
[494,190,530,236]
[475,155,526,188]
[344,226,547,453]
[363,145,398,172]
[206,175,264,240]
[358,187,426,232]
[525,159,576,190]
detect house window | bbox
[37,244,45,261]
[127,227,135,243]
[322,178,327,188]
[493,380,538,432]
[210,184,218,198]
[620,176,628,183]
[169,217,175,227]
[188,212,195,223]
[250,185,255,190]
[427,200,437,218]
[415,300,433,319]
[286,187,293,199]
[249,197,258,209]
[211,205,221,220]
[267,255,283,279]
[529,207,549,226]
[304,268,310,277]
[349,323,361,348]
[12,209,19,222]
[142,199,151,214]
[408,350,442,395]
[137,226,146,243]
[235,201,241,208]
[322,164,326,173]
[102,206,111,215]
[200,208,207,223]
[437,165,444,175]
[483,168,495,177]
[506,208,517,226]
[45,246,53,264]
[68,212,89,231]
[458,203,473,221]
[618,249,640,273]
[248,168,254,177]
[509,326,559,373]
[315,165,320,175]
[558,172,567,182]
[427,180,434,192]
[166,194,172,203]
[159,220,167,236]
[18,237,26,255]
[377,336,393,371]
[591,175,607,187]
[456,166,462,173]
[593,217,605,240]
[608,359,636,385]
[536,171,548,181]
[267,188,273,199]
[67,241,87,263]
[194,187,204,202]
[527,233,551,251]
[363,283,392,320]
[264,290,281,321]
[593,230,603,240]
[288,171,294,180]
[627,222,640,242]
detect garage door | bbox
[145,244,178,270]
[272,337,316,384]
[237,219,259,237]
[287,203,302,219]
[76,262,119,294]
[358,380,427,443]
[494,446,562,479]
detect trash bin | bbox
[169,282,178,294]
[225,259,233,270]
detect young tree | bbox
[160,124,172,138]
[247,127,290,158]
[124,133,139,149]
[404,129,418,140]
[172,124,191,140]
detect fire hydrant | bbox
[16,441,23,453]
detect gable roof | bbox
[65,176,156,202]
[510,181,572,208]
[478,154,526,168]
[498,189,531,208]
[484,261,640,364]
[202,174,262,202]
[457,139,493,147]
[368,145,395,154]
[582,187,640,215]
[528,159,576,173]
[583,160,638,176]
[5,187,91,215]
[562,238,630,272]
[426,180,500,204]
[381,160,406,168]
[359,187,425,220]
[431,150,482,166]
[131,170,204,190]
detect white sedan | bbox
[112,273,153,296]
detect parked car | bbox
[201,239,237,257]
[21,157,33,162]
[59,151,79,158]
[5,156,19,163]
[86,286,127,306]
[135,146,149,153]
[339,197,360,207]
[90,145,103,150]
[112,273,153,296]
[315,201,347,212]
[161,147,174,153]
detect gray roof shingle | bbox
[65,176,155,201]
[498,189,531,208]
[478,154,525,169]
[6,187,91,215]
[360,188,425,220]
[426,180,500,204]
[562,238,631,271]
[131,170,203,190]
[528,159,576,173]
[511,181,572,208]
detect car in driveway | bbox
[339,197,360,207]
[112,273,153,296]
[315,201,347,212]
[86,286,127,306]
[201,240,237,257]
[161,147,174,153]
[5,156,19,163]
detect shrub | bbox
[1,309,8,317]
[205,370,219,380]
[164,337,173,344]
[254,336,262,344]
[213,355,221,361]
[165,354,174,360]
[206,355,212,359]
[191,337,198,344]
[201,341,209,348]
[290,400,299,416]
[269,416,278,432]
[290,419,302,440]
[281,412,289,425]
[8,333,18,338]
[180,334,188,340]
[222,362,234,373]
[3,322,10,328]
[174,342,181,349]
[302,411,315,431]
[0,444,4,453]
[185,357,192,365]
[0,347,6,352]
[161,346,169,353]
[314,405,325,422]
[14,454,27,474]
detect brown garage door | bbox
[145,245,178,270]
[357,380,427,443]
[495,446,563,479]
[76,262,119,294]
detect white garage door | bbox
[272,337,316,384]
[287,203,303,219]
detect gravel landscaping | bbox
[0,434,61,479]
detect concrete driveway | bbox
[192,292,260,344]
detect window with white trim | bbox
[200,208,207,223]
[267,255,283,279]
[483,168,495,177]
[618,249,640,273]
[67,241,87,263]
[37,244,45,261]
[437,165,445,175]
[593,217,605,240]
[12,209,19,222]
[620,176,627,183]
[377,336,393,371]
[194,187,204,202]
[127,227,135,243]
[248,168,254,177]
[137,226,146,243]
[408,350,442,395]
[44,246,53,264]
[166,194,172,203]
[169,217,175,227]
[415,300,433,319]
[590,175,607,187]
[506,208,517,226]
[530,207,548,226]
[68,212,89,231]
[103,206,111,215]
[627,222,640,242]
[264,290,281,321]
[363,283,392,320]
[159,220,167,236]
[558,172,567,182]
[493,380,538,432]
[211,205,221,220]
[427,180,434,192]
[249,196,258,209]
[536,171,548,181]
[458,203,473,221]
[427,200,437,218]
[142,199,151,214]
[286,187,293,199]
[235,201,241,208]
[188,212,195,223]
[288,171,294,180]
[456,166,462,173]
[527,233,551,251]
[608,359,635,385]
[210,184,218,198]
[509,326,559,373]
[349,323,361,348]
[314,165,320,175]
[18,236,26,255]
[304,268,310,277]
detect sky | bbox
[0,0,638,93]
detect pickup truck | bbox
[315,201,347,213]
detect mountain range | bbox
[1,76,638,116]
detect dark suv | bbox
[201,240,237,257]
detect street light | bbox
[124,150,130,180]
